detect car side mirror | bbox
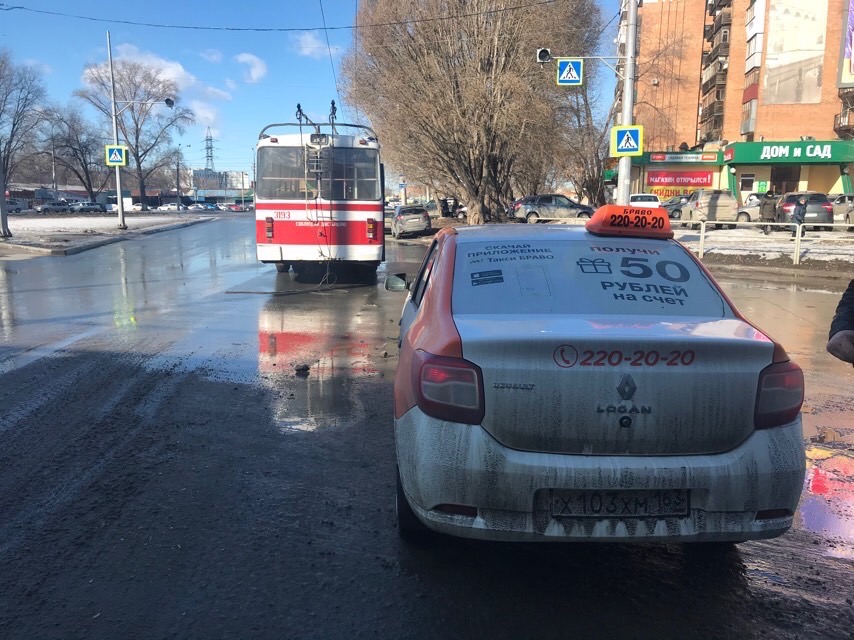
[384,273,409,291]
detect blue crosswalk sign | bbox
[555,58,583,86]
[610,126,644,157]
[105,144,128,167]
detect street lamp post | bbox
[177,144,190,210]
[107,31,127,229]
[107,30,175,228]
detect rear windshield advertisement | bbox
[454,240,730,317]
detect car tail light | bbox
[412,350,484,424]
[367,218,377,239]
[782,203,794,212]
[754,360,804,429]
[265,216,274,239]
[513,202,522,210]
[822,202,833,212]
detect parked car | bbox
[515,194,594,223]
[628,193,661,209]
[3,198,27,213]
[157,203,187,211]
[681,189,738,229]
[216,204,230,211]
[735,192,764,222]
[774,192,834,231]
[660,194,689,220]
[129,202,147,211]
[384,209,805,544]
[828,194,854,230]
[391,205,431,238]
[507,195,535,220]
[70,201,104,213]
[203,203,218,211]
[35,201,70,213]
[188,203,207,211]
[227,204,244,212]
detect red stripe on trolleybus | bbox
[255,219,382,245]
[255,201,383,212]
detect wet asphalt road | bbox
[0,217,853,639]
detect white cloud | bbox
[234,53,268,83]
[203,86,232,101]
[116,43,198,90]
[200,49,222,63]
[189,100,219,129]
[291,32,343,59]
[23,59,53,75]
[225,78,237,91]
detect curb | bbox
[0,217,214,256]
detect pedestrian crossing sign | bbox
[610,126,644,157]
[555,58,583,86]
[105,144,129,167]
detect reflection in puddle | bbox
[257,279,393,435]
[796,445,854,558]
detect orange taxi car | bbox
[385,205,806,544]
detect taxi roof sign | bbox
[585,205,673,240]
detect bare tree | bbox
[343,0,601,224]
[42,106,111,202]
[75,60,194,204]
[0,50,47,236]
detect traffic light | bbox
[536,48,552,64]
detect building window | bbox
[721,29,730,44]
[740,174,755,191]
[740,99,758,134]
[716,88,726,100]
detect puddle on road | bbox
[256,275,397,434]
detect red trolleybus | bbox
[255,104,385,281]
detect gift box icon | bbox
[576,258,612,274]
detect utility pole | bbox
[615,0,639,206]
[177,143,190,209]
[0,139,11,238]
[51,140,57,199]
[107,31,127,229]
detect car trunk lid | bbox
[455,315,773,455]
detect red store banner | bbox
[646,170,714,187]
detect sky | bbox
[0,0,620,179]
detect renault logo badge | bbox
[616,375,637,401]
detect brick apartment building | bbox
[619,0,854,202]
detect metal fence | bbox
[696,221,853,265]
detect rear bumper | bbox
[396,408,805,542]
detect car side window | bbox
[410,240,439,307]
[555,195,571,207]
[538,196,553,205]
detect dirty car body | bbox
[389,209,805,544]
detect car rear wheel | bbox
[526,212,539,224]
[274,262,289,273]
[396,467,429,541]
[736,213,749,223]
[671,209,682,220]
[577,212,591,219]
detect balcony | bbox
[701,71,728,96]
[713,10,732,32]
[700,100,725,122]
[704,23,714,41]
[740,118,756,135]
[834,111,854,138]
[708,40,730,61]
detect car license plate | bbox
[551,489,689,518]
[806,213,817,218]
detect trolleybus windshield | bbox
[256,146,380,201]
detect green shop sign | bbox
[723,140,854,164]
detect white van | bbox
[682,189,738,229]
